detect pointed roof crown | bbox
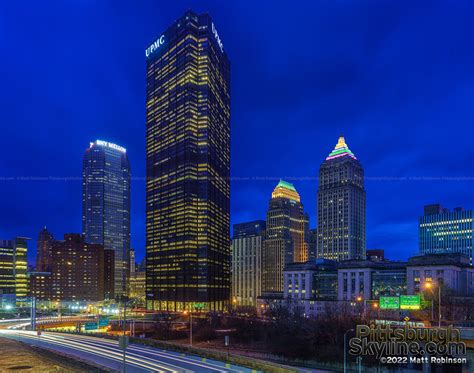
[326,135,357,161]
[271,179,300,202]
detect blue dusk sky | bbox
[1,0,473,264]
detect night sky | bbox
[1,1,473,264]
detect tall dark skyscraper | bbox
[317,136,365,261]
[82,140,131,298]
[262,180,308,293]
[36,227,53,272]
[145,10,231,312]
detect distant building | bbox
[82,140,131,298]
[130,248,136,274]
[0,237,29,304]
[145,10,231,312]
[36,227,54,272]
[366,249,385,262]
[104,249,115,300]
[337,260,407,301]
[285,259,338,315]
[317,136,365,261]
[407,253,474,296]
[129,270,146,300]
[308,228,318,261]
[419,204,473,262]
[262,180,309,293]
[30,234,104,302]
[231,220,266,306]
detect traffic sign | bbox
[400,295,421,310]
[98,317,109,327]
[84,322,98,331]
[379,296,400,309]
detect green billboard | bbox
[400,295,421,310]
[379,296,400,309]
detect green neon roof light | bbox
[276,179,296,192]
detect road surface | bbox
[0,329,261,372]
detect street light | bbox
[356,296,366,316]
[424,282,441,327]
[183,310,193,346]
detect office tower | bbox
[31,234,107,302]
[53,234,104,302]
[145,10,231,312]
[130,269,146,300]
[308,228,318,261]
[130,248,136,274]
[262,180,308,293]
[231,220,266,306]
[317,136,365,261]
[104,249,115,300]
[0,237,29,302]
[419,204,473,262]
[82,140,131,298]
[36,227,54,272]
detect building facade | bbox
[407,253,474,296]
[231,220,265,306]
[36,227,54,272]
[317,136,365,261]
[419,204,473,262]
[104,249,115,300]
[82,140,131,298]
[145,10,231,312]
[0,237,29,303]
[129,271,146,300]
[31,234,105,302]
[262,180,308,293]
[337,260,407,301]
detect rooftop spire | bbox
[326,135,357,161]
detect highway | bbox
[0,329,260,372]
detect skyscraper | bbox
[36,227,53,272]
[232,220,266,306]
[262,180,308,293]
[0,237,28,301]
[82,140,131,298]
[419,204,473,262]
[145,10,231,312]
[317,136,365,261]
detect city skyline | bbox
[1,1,473,264]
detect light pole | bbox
[183,310,193,346]
[343,328,354,373]
[424,282,441,327]
[356,296,366,316]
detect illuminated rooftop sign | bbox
[145,35,165,58]
[91,140,126,153]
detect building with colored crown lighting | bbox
[145,10,230,312]
[82,140,130,298]
[262,180,309,293]
[317,136,365,261]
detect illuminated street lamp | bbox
[183,310,193,346]
[424,282,441,327]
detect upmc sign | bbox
[145,35,165,58]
